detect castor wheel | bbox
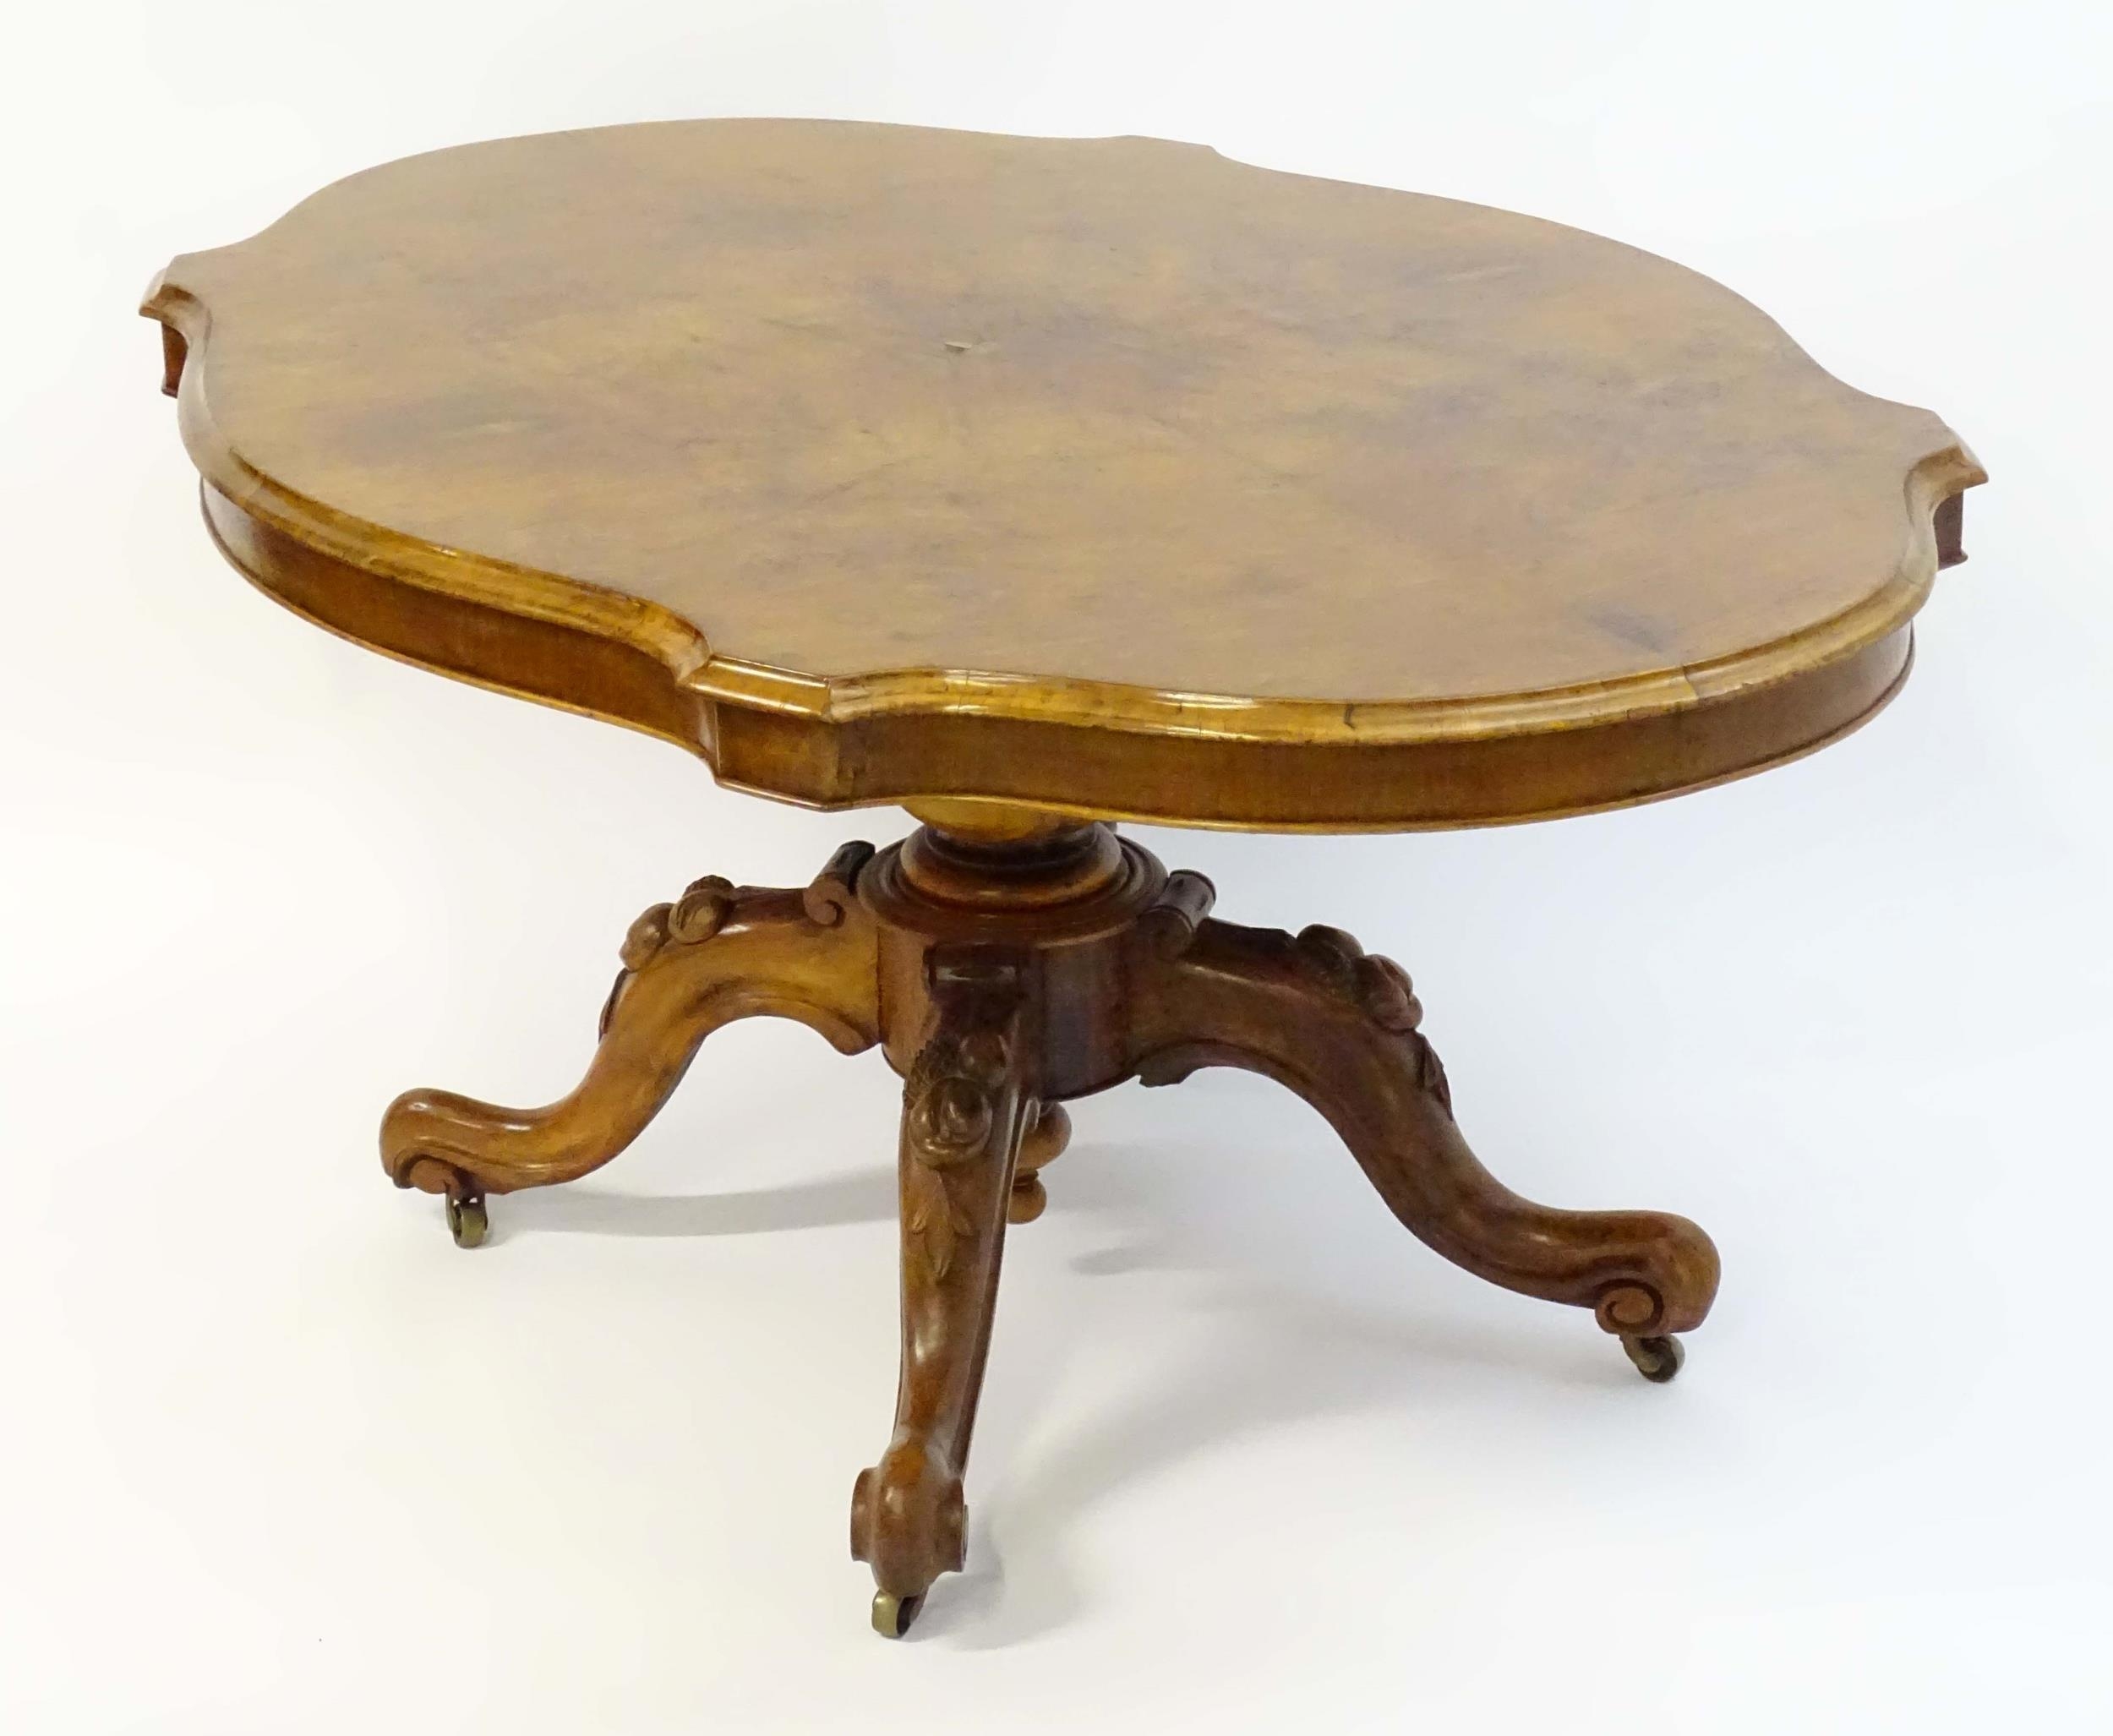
[871,1591,924,1638]
[1621,1333,1684,1383]
[445,1191,489,1249]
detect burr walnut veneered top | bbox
[145,118,1983,829]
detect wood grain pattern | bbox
[145,118,1984,830]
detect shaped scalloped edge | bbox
[144,257,1985,831]
[145,270,1985,745]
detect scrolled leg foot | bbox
[1007,1102,1070,1224]
[850,1445,968,1619]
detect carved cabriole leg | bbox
[380,843,881,1244]
[851,947,1038,1637]
[1128,913,1720,1374]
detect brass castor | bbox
[871,1591,924,1639]
[1621,1333,1684,1383]
[445,1191,489,1249]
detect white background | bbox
[5,2,2110,1729]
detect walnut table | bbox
[144,119,1985,1637]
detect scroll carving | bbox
[1138,869,1217,957]
[1293,923,1451,1111]
[598,843,873,1037]
[805,839,876,927]
[600,875,752,1035]
[1138,913,1451,1113]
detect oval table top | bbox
[145,118,1983,830]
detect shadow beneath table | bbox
[492,1166,897,1238]
[478,1112,1645,1649]
[900,1133,1640,1649]
[920,1297,1630,1647]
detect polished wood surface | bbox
[144,125,1980,1635]
[144,118,1982,829]
[378,824,1717,1631]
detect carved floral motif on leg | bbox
[1130,903,1719,1373]
[381,844,881,1244]
[851,950,1036,1635]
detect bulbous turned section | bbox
[1007,1103,1073,1224]
[1128,908,1720,1351]
[380,849,882,1238]
[900,800,1087,846]
[896,818,1125,909]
